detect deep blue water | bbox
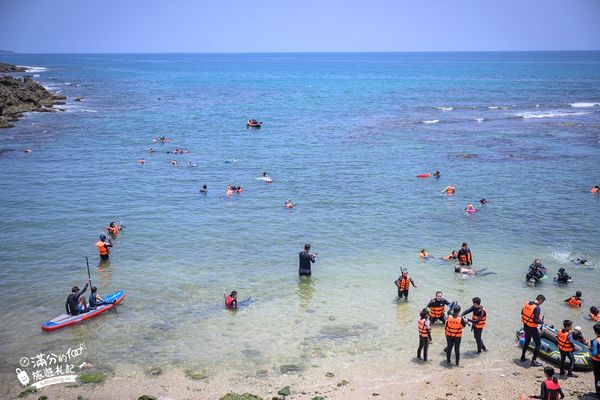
[0,52,599,381]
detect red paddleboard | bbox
[416,173,431,178]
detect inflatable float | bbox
[416,173,431,178]
[246,120,262,128]
[516,324,592,371]
[41,291,125,331]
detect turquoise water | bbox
[0,52,599,382]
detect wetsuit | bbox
[298,251,316,276]
[462,305,487,353]
[558,329,577,376]
[445,314,467,366]
[88,292,105,309]
[426,298,451,324]
[395,275,416,299]
[521,301,543,363]
[591,336,600,398]
[531,379,564,399]
[65,284,89,316]
[417,316,432,361]
[555,272,571,283]
[457,247,472,266]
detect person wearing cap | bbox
[95,234,113,261]
[555,268,572,284]
[572,326,588,346]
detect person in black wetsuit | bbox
[520,294,546,367]
[299,244,317,277]
[457,242,472,267]
[555,268,572,284]
[426,291,452,324]
[66,281,90,316]
[445,305,467,366]
[462,297,488,353]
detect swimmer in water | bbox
[285,199,295,208]
[224,291,238,310]
[554,268,572,284]
[571,258,589,265]
[592,185,599,194]
[442,251,458,261]
[441,186,455,195]
[419,249,431,259]
[148,148,156,153]
[187,161,198,167]
[432,170,440,178]
[465,204,477,213]
[454,266,496,277]
[199,184,208,194]
[479,198,488,205]
[261,171,273,183]
[138,158,145,164]
[170,160,177,166]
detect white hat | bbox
[574,326,582,331]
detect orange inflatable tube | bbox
[417,173,431,178]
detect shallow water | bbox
[0,52,599,384]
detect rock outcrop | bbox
[0,62,27,73]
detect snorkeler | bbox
[199,184,208,194]
[417,308,432,361]
[419,249,432,259]
[571,258,589,265]
[590,306,600,322]
[106,221,123,238]
[95,234,113,261]
[479,198,488,205]
[592,185,599,194]
[457,242,473,266]
[462,297,487,353]
[395,269,417,300]
[445,305,467,366]
[432,170,440,178]
[284,199,295,208]
[260,171,273,183]
[454,266,496,277]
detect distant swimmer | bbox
[554,268,572,284]
[417,308,432,361]
[259,171,273,183]
[299,243,317,277]
[138,158,145,164]
[170,160,177,166]
[592,185,600,194]
[24,149,32,153]
[426,291,451,325]
[419,249,432,260]
[395,268,417,300]
[479,198,488,205]
[247,119,262,128]
[151,138,158,144]
[106,221,123,238]
[432,170,440,178]
[187,161,198,167]
[454,266,496,277]
[199,184,208,194]
[159,136,171,143]
[95,234,113,261]
[564,291,583,308]
[224,291,238,310]
[464,204,477,214]
[227,185,243,194]
[445,304,467,366]
[457,242,473,267]
[590,306,600,322]
[284,199,295,208]
[441,185,455,195]
[442,251,458,261]
[520,294,546,367]
[571,258,589,265]
[148,148,156,153]
[462,297,487,353]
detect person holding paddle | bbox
[66,280,91,316]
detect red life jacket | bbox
[543,379,561,400]
[225,296,236,309]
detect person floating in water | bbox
[564,291,582,308]
[454,266,496,277]
[520,294,545,367]
[417,308,432,361]
[479,198,488,205]
[285,199,295,209]
[432,170,440,178]
[260,171,272,183]
[395,269,417,300]
[299,243,317,277]
[528,366,564,400]
[445,305,467,366]
[441,185,455,195]
[554,268,572,284]
[106,221,123,238]
[462,297,487,353]
[419,249,432,259]
[592,185,600,194]
[457,242,472,267]
[426,291,451,325]
[187,161,198,167]
[442,251,458,261]
[571,258,589,265]
[590,306,600,322]
[66,281,90,316]
[464,204,477,214]
[95,234,113,261]
[199,184,208,194]
[225,291,238,310]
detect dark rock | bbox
[17,387,37,398]
[277,386,291,396]
[0,75,56,128]
[138,396,157,400]
[312,397,325,400]
[279,364,303,374]
[325,372,335,377]
[37,396,48,400]
[219,394,264,400]
[0,62,27,73]
[74,97,84,101]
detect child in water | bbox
[590,306,600,322]
[224,291,238,310]
[564,291,583,308]
[528,366,564,399]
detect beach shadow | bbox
[577,393,599,399]
[512,358,534,369]
[297,276,315,309]
[410,356,432,364]
[438,360,454,369]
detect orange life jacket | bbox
[399,275,411,291]
[418,318,429,337]
[472,307,487,329]
[590,313,600,322]
[567,296,581,307]
[445,315,463,337]
[592,187,599,194]
[591,337,600,362]
[557,330,574,352]
[521,302,539,328]
[429,304,445,318]
[109,225,119,236]
[95,241,108,256]
[447,186,455,194]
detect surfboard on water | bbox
[416,173,431,178]
[41,290,125,331]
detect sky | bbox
[1,0,599,53]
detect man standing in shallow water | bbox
[299,244,317,277]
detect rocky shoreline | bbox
[0,62,65,128]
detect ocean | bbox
[0,52,599,387]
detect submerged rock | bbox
[277,386,291,396]
[79,372,105,384]
[279,364,303,374]
[184,368,208,380]
[219,393,264,400]
[138,396,157,400]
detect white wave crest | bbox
[488,106,500,109]
[516,111,592,119]
[435,106,453,111]
[474,118,485,122]
[19,66,47,73]
[33,74,40,78]
[81,109,98,113]
[570,102,600,108]
[422,119,439,124]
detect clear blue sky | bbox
[1,0,599,53]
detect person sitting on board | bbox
[78,295,88,313]
[88,286,106,310]
[225,291,238,310]
[66,281,90,316]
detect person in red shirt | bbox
[224,291,238,310]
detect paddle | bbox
[85,257,92,288]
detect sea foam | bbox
[435,106,453,111]
[516,111,592,119]
[570,102,600,108]
[422,119,439,124]
[19,66,47,73]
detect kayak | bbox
[41,290,125,331]
[516,324,592,371]
[416,173,431,178]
